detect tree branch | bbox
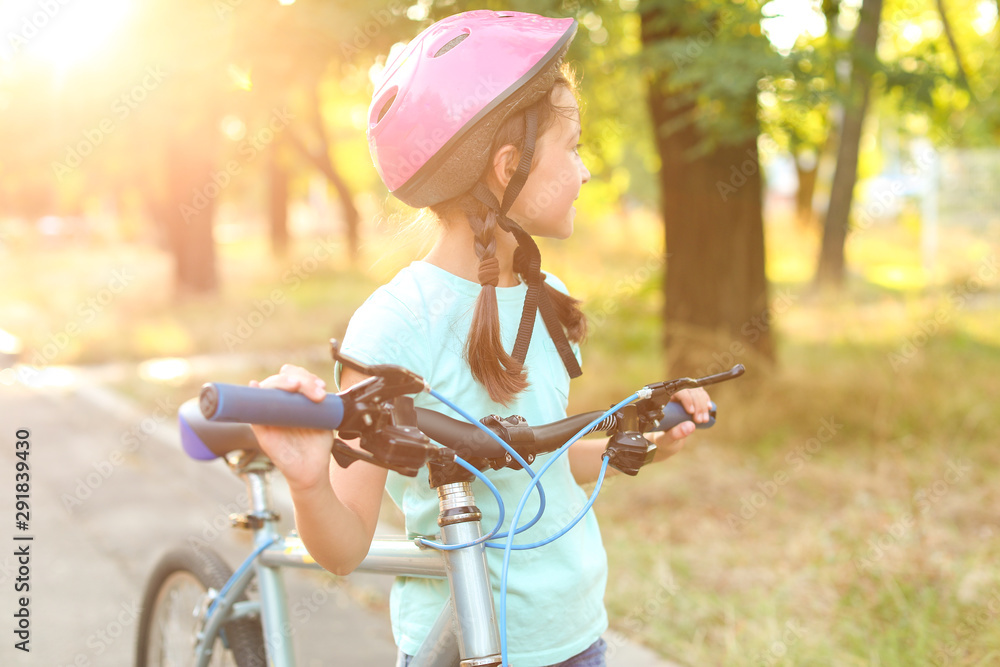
[286,85,361,261]
[935,0,974,97]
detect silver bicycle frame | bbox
[195,455,502,667]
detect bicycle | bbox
[134,339,744,667]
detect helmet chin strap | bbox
[470,107,582,380]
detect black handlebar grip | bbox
[654,401,716,432]
[200,383,345,430]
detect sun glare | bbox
[762,0,827,54]
[0,0,132,74]
[973,0,998,35]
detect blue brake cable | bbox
[423,388,548,544]
[413,455,506,550]
[496,392,640,666]
[424,386,643,666]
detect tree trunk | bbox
[642,17,774,377]
[795,157,819,227]
[165,124,219,297]
[269,139,290,259]
[815,0,883,288]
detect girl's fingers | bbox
[669,421,695,440]
[280,365,327,399]
[673,388,711,423]
[253,367,327,401]
[647,426,689,461]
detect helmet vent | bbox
[376,94,396,123]
[370,86,399,129]
[431,32,469,57]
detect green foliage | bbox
[873,0,1000,146]
[638,0,784,153]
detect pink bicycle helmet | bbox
[367,10,577,208]
[367,10,585,386]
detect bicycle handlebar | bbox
[201,382,711,435]
[199,340,744,476]
[200,378,725,476]
[200,383,346,430]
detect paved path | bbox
[0,378,397,666]
[0,368,680,666]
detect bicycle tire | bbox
[135,545,266,667]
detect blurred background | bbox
[1,0,999,664]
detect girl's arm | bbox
[567,388,711,485]
[250,366,387,576]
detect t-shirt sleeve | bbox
[335,287,429,390]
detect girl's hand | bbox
[644,387,712,463]
[248,364,335,493]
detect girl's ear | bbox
[489,144,519,191]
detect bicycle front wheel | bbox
[135,546,266,667]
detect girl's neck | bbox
[423,212,520,287]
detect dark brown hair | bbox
[430,66,588,406]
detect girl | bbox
[250,10,711,666]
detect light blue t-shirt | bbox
[338,260,608,666]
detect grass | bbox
[598,330,1000,665]
[2,206,999,665]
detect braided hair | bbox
[429,70,587,405]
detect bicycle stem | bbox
[435,482,503,665]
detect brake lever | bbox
[330,339,427,400]
[643,364,745,401]
[632,364,745,444]
[331,396,455,477]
